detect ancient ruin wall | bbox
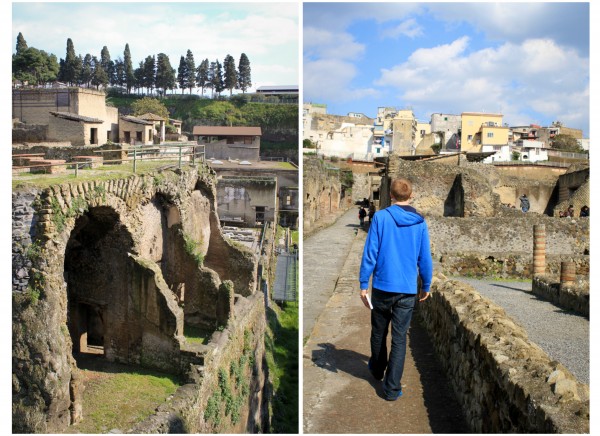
[427,216,589,278]
[132,292,268,433]
[532,275,589,317]
[303,156,346,234]
[12,166,260,433]
[382,159,558,216]
[419,276,589,433]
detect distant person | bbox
[358,207,367,227]
[580,205,589,217]
[566,205,574,217]
[359,178,432,401]
[368,203,376,222]
[519,194,530,213]
[362,197,370,208]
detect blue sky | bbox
[12,2,299,92]
[304,2,590,137]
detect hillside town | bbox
[303,103,588,164]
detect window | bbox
[487,132,494,138]
[468,135,473,141]
[376,148,381,153]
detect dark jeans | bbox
[370,288,416,399]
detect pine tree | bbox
[196,58,210,96]
[16,32,28,55]
[113,57,125,88]
[91,55,108,89]
[177,55,187,94]
[185,49,196,94]
[211,59,224,97]
[237,53,251,93]
[100,46,114,85]
[223,54,238,96]
[156,53,176,96]
[134,61,145,94]
[143,55,156,94]
[81,53,93,87]
[60,38,80,86]
[124,43,135,94]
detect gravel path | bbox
[457,277,589,384]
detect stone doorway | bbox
[70,302,105,356]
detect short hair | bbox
[390,178,412,202]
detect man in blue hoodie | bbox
[359,177,433,401]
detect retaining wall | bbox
[419,275,589,433]
[532,275,589,317]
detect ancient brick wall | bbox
[12,166,261,433]
[12,124,48,143]
[419,276,589,433]
[303,156,347,233]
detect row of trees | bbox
[12,33,252,98]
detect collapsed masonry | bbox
[12,166,268,433]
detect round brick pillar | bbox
[560,261,576,288]
[533,224,546,276]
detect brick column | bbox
[560,261,576,289]
[533,224,546,276]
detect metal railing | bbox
[12,142,206,177]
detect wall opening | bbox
[64,206,134,366]
[90,127,98,145]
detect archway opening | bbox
[64,206,134,364]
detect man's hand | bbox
[418,290,430,302]
[360,289,371,308]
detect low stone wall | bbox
[12,124,48,143]
[438,253,589,279]
[419,275,589,433]
[428,216,589,258]
[532,275,589,317]
[132,291,268,433]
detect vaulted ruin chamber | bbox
[65,206,133,362]
[64,206,185,374]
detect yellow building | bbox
[460,112,508,152]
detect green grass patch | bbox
[184,324,213,345]
[68,367,180,433]
[265,300,299,433]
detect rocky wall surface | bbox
[132,291,268,433]
[383,159,558,216]
[12,166,259,433]
[532,275,589,317]
[303,156,346,234]
[419,275,589,433]
[428,216,589,258]
[437,253,589,279]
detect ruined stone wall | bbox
[351,172,371,203]
[204,141,260,161]
[132,292,268,433]
[419,276,589,433]
[12,166,259,433]
[532,275,589,317]
[13,88,71,125]
[216,179,277,226]
[12,124,48,143]
[303,156,346,234]
[428,216,589,257]
[382,159,558,216]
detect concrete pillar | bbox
[560,261,576,289]
[533,224,546,276]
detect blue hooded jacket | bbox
[359,205,433,294]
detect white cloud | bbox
[304,27,365,60]
[374,36,588,131]
[304,58,379,103]
[380,18,423,39]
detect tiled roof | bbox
[120,115,155,126]
[49,111,104,123]
[138,113,165,121]
[192,126,262,136]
